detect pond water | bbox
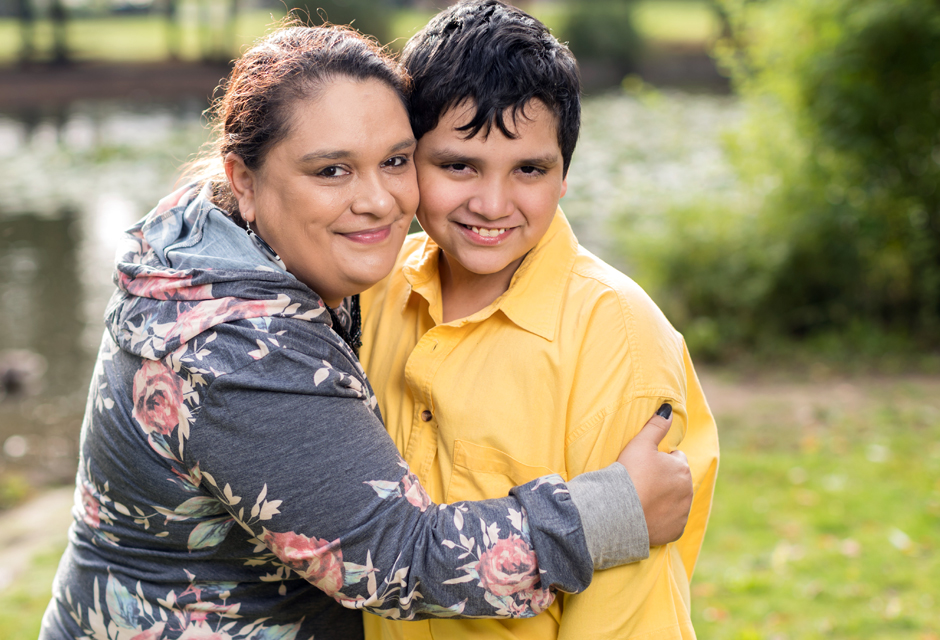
[0,90,742,489]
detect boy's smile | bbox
[414,99,568,300]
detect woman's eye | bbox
[384,155,410,168]
[318,166,350,178]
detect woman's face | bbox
[228,76,418,307]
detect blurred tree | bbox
[623,0,940,358]
[725,0,940,341]
[295,0,394,44]
[50,0,69,64]
[15,0,35,64]
[164,0,181,60]
[557,0,642,77]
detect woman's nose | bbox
[351,173,394,217]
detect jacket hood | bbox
[105,184,329,360]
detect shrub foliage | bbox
[630,0,940,357]
[558,0,643,75]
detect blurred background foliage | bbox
[619,0,940,363]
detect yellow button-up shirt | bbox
[360,212,718,640]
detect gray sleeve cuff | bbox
[566,463,649,569]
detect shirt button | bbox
[421,410,433,422]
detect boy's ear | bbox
[224,153,257,224]
[560,176,568,199]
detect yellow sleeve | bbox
[560,396,698,640]
[673,342,719,581]
[557,281,719,639]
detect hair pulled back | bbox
[187,22,410,221]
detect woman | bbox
[40,24,682,640]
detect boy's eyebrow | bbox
[517,153,561,167]
[423,148,479,164]
[300,138,417,163]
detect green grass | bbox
[0,10,288,63]
[692,383,940,639]
[0,1,719,65]
[0,547,62,640]
[633,0,722,45]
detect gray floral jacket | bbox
[40,185,647,640]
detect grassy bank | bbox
[0,548,62,640]
[692,374,940,638]
[0,0,718,65]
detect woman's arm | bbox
[184,342,592,620]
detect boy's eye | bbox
[318,165,351,178]
[519,166,546,176]
[444,163,471,173]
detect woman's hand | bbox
[617,404,693,546]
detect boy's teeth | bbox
[470,226,506,237]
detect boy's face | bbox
[414,99,567,282]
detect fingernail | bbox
[656,403,672,419]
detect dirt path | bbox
[0,485,73,591]
[699,369,940,429]
[0,61,230,110]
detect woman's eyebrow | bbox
[300,149,351,162]
[390,138,417,153]
[299,138,416,163]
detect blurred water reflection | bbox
[0,99,209,486]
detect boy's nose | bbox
[467,177,513,220]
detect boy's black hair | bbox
[401,0,581,175]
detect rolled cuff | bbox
[567,463,650,569]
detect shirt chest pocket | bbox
[446,440,567,503]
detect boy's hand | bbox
[617,404,693,546]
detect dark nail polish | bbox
[656,403,672,419]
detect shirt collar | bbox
[401,209,579,341]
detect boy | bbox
[360,1,719,638]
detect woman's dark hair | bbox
[401,0,581,175]
[184,21,410,222]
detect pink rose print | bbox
[520,585,555,614]
[129,622,166,640]
[402,472,432,512]
[476,534,540,597]
[118,271,213,302]
[176,620,230,640]
[132,360,184,436]
[263,530,345,596]
[79,482,100,529]
[153,184,195,217]
[165,299,233,345]
[165,296,292,346]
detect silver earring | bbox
[247,226,285,269]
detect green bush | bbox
[558,0,643,75]
[291,0,394,44]
[625,0,940,358]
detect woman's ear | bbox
[224,153,257,224]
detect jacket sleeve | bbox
[184,339,595,621]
